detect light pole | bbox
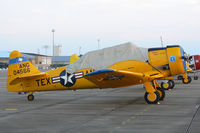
[52,29,55,65]
[160,36,164,48]
[97,39,100,49]
[52,29,55,56]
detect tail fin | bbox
[7,50,41,92]
[69,54,80,64]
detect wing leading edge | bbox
[84,68,163,88]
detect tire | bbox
[27,94,34,101]
[168,80,175,89]
[182,76,192,84]
[144,91,160,104]
[161,82,170,90]
[194,76,198,80]
[157,87,165,101]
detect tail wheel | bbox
[161,82,170,90]
[168,80,175,89]
[156,87,165,101]
[144,91,160,104]
[182,76,192,84]
[27,94,34,101]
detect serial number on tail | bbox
[13,63,31,75]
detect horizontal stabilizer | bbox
[9,72,47,85]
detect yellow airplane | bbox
[159,54,192,90]
[7,45,189,104]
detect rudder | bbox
[7,50,40,92]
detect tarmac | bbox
[0,69,200,133]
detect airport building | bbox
[0,51,79,69]
[22,52,52,65]
[53,45,62,56]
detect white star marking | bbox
[61,73,68,85]
[68,74,74,84]
[60,72,74,85]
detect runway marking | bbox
[5,108,17,111]
[131,116,135,119]
[139,111,144,114]
[186,105,200,133]
[122,121,126,125]
[109,106,152,133]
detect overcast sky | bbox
[0,0,200,55]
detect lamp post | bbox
[97,39,100,49]
[52,29,55,65]
[52,29,55,56]
[160,36,164,48]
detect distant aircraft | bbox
[7,45,189,104]
[177,55,200,82]
[188,55,200,80]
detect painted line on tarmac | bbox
[5,108,18,111]
[109,106,151,133]
[186,104,200,133]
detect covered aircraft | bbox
[7,43,189,104]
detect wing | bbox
[84,68,164,88]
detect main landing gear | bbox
[182,74,192,84]
[161,80,175,90]
[177,74,192,84]
[144,80,165,104]
[144,91,160,104]
[182,76,192,84]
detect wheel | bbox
[156,87,165,101]
[161,82,170,90]
[194,76,198,80]
[144,91,160,104]
[177,75,183,80]
[182,76,192,84]
[27,94,34,101]
[168,80,175,89]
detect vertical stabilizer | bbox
[7,50,40,92]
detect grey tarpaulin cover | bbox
[66,42,148,73]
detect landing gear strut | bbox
[27,94,34,101]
